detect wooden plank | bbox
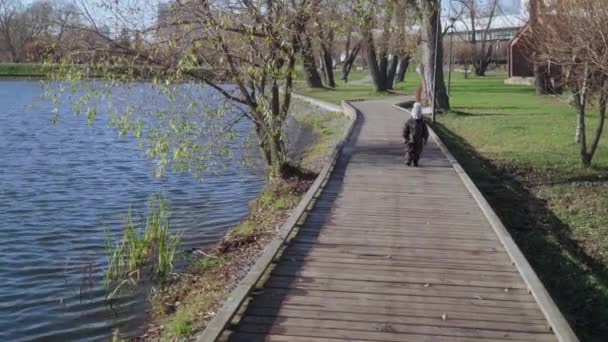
[227,333,351,342]
[235,324,545,342]
[296,227,499,240]
[244,307,551,333]
[278,259,519,277]
[301,219,493,230]
[256,288,538,309]
[264,276,535,302]
[270,265,528,289]
[250,293,543,317]
[293,235,502,250]
[286,242,514,264]
[280,254,517,272]
[240,316,557,341]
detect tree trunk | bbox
[300,34,323,88]
[575,110,583,144]
[533,53,551,95]
[583,93,607,167]
[341,62,352,83]
[320,46,335,88]
[341,43,360,83]
[1,30,17,62]
[253,81,290,179]
[416,63,428,105]
[385,55,399,89]
[365,28,387,92]
[474,49,492,76]
[475,43,495,77]
[395,56,410,82]
[573,77,590,166]
[421,0,450,111]
[475,60,489,76]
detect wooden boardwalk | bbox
[219,99,573,342]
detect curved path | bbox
[220,98,575,342]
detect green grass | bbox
[295,111,345,164]
[191,255,225,273]
[293,65,367,84]
[0,63,50,77]
[434,72,608,341]
[442,73,608,172]
[293,65,416,104]
[165,307,194,338]
[344,69,367,82]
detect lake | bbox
[0,80,266,341]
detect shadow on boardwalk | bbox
[433,122,608,342]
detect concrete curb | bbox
[195,95,357,342]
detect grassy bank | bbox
[138,109,349,341]
[0,63,50,77]
[298,70,608,340]
[0,63,214,80]
[435,73,608,341]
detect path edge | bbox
[195,96,357,342]
[393,105,578,342]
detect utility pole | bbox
[431,6,441,125]
[447,17,456,96]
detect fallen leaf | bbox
[474,295,483,300]
[424,283,431,288]
[441,313,447,320]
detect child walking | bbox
[403,102,429,167]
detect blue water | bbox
[0,80,265,341]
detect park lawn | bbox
[293,65,368,84]
[293,65,417,104]
[436,72,608,341]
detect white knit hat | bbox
[412,102,423,119]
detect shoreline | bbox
[131,99,350,341]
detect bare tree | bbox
[0,0,68,62]
[315,0,339,88]
[340,31,362,83]
[419,0,450,110]
[334,1,363,84]
[0,0,23,62]
[352,0,391,92]
[392,1,418,83]
[298,0,324,88]
[353,0,411,92]
[452,0,501,76]
[531,0,608,167]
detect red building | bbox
[508,23,535,79]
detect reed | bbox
[104,195,181,299]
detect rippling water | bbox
[0,80,266,341]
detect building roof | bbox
[443,14,527,33]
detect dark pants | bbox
[406,142,423,165]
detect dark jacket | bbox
[403,118,429,146]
